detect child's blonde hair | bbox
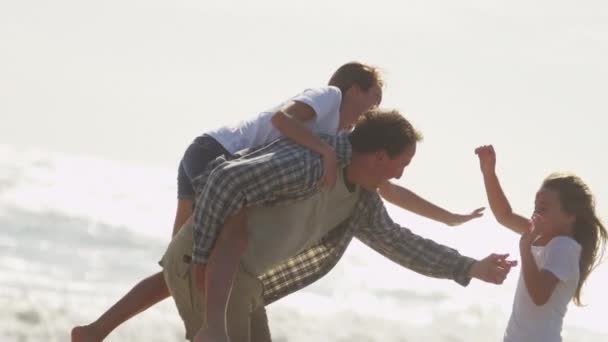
[541,173,607,306]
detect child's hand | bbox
[447,207,486,227]
[319,149,338,190]
[469,253,517,284]
[519,215,542,250]
[474,145,496,174]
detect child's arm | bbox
[475,145,530,235]
[194,209,249,342]
[271,101,337,189]
[519,219,560,306]
[377,181,484,227]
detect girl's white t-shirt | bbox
[206,86,342,154]
[504,236,581,342]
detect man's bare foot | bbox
[71,324,103,342]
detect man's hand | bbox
[318,148,338,190]
[446,207,486,227]
[469,253,517,284]
[193,326,230,342]
[474,145,496,175]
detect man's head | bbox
[328,62,383,131]
[348,109,423,191]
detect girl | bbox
[475,145,607,342]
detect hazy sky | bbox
[2,0,608,333]
[2,0,606,166]
[3,0,606,214]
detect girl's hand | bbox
[519,215,542,250]
[447,207,486,227]
[474,145,497,174]
[318,149,338,190]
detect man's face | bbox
[367,143,416,188]
[381,143,417,181]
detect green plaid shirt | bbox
[191,134,476,305]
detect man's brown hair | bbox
[349,109,422,158]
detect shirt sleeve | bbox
[542,237,581,283]
[291,86,342,123]
[354,193,476,286]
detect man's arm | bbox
[377,181,484,227]
[356,193,514,286]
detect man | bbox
[71,61,384,342]
[161,109,515,342]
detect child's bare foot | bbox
[71,324,103,342]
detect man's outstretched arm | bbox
[356,194,515,286]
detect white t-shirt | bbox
[206,86,342,154]
[504,236,581,342]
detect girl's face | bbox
[533,187,576,238]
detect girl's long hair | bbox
[542,173,607,306]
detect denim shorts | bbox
[177,135,230,200]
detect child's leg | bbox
[72,136,227,340]
[175,150,196,237]
[71,272,169,342]
[71,200,193,341]
[173,198,194,236]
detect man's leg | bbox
[161,221,205,340]
[223,267,270,342]
[162,219,253,341]
[250,307,272,342]
[202,210,249,339]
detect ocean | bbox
[1,144,607,342]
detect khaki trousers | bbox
[160,222,272,342]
